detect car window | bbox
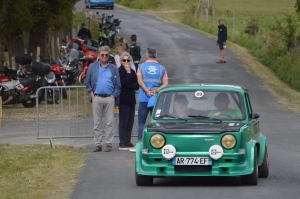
[154,90,245,120]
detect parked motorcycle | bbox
[62,48,82,86]
[40,55,68,99]
[78,41,98,85]
[12,61,52,108]
[97,13,121,47]
[0,66,18,103]
[0,54,35,106]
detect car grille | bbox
[175,165,212,172]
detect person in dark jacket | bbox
[118,52,139,150]
[129,34,141,72]
[77,23,92,40]
[216,19,227,63]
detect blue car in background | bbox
[85,0,114,9]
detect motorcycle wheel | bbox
[21,99,36,108]
[46,90,60,104]
[58,82,67,99]
[78,72,85,85]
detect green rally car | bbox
[135,84,269,186]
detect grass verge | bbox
[0,144,87,199]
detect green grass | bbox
[0,144,87,199]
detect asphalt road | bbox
[2,1,300,198]
[69,1,300,198]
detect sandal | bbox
[216,60,226,63]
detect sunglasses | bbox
[122,59,130,62]
[100,54,109,57]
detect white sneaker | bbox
[119,144,129,150]
[129,146,136,152]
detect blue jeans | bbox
[137,102,153,140]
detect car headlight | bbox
[221,134,236,149]
[150,134,165,149]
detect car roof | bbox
[159,84,248,93]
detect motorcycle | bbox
[11,61,51,108]
[43,71,60,104]
[40,55,68,99]
[61,39,97,85]
[61,48,82,86]
[97,13,121,47]
[0,66,18,104]
[0,54,34,105]
[78,41,98,85]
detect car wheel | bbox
[111,6,114,10]
[241,147,258,185]
[258,146,269,178]
[135,171,153,186]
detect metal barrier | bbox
[35,85,138,141]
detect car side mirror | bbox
[251,112,260,119]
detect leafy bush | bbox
[244,19,260,36]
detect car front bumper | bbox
[136,143,255,177]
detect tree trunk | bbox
[28,29,49,61]
[0,0,9,69]
[8,35,25,69]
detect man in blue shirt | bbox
[86,46,121,152]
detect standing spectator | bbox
[115,44,136,72]
[77,23,92,40]
[129,48,169,152]
[86,46,121,152]
[97,46,116,66]
[216,19,227,63]
[118,52,139,150]
[119,37,129,51]
[129,34,141,72]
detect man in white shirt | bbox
[115,44,136,72]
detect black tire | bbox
[241,147,258,185]
[135,171,153,186]
[46,90,60,104]
[58,82,67,99]
[258,146,269,178]
[21,99,36,108]
[111,6,114,10]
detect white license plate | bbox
[172,157,212,165]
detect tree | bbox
[0,0,79,68]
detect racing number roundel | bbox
[162,145,176,160]
[195,91,204,98]
[209,145,223,160]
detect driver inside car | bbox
[172,94,197,118]
[208,92,243,119]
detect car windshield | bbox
[153,90,245,120]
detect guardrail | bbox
[35,85,138,141]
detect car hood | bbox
[147,122,244,134]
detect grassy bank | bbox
[0,144,86,199]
